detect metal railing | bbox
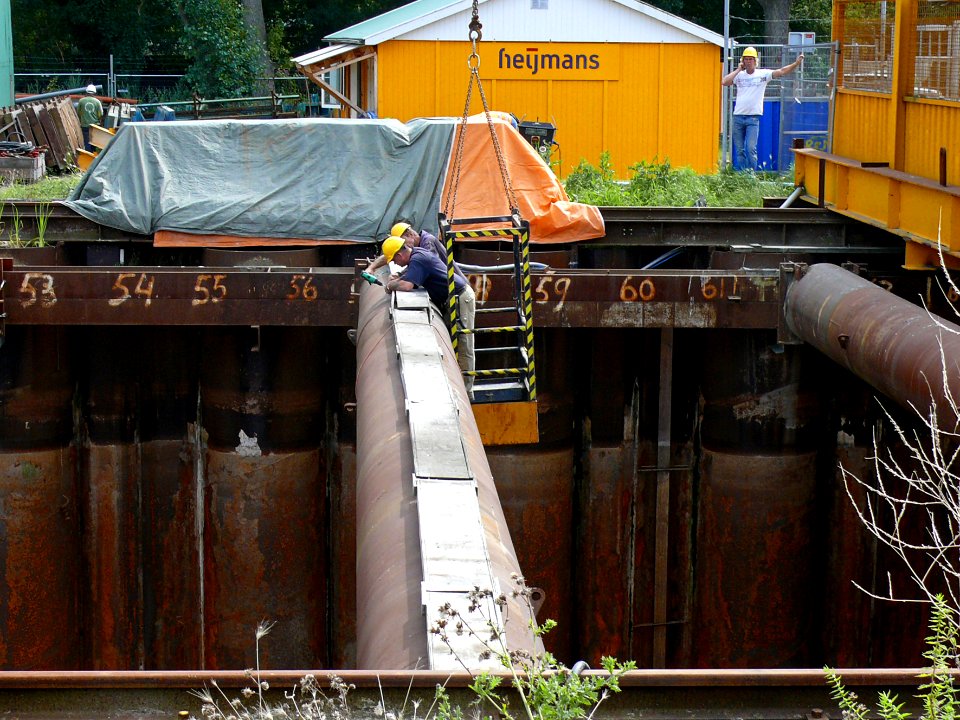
[135,93,300,119]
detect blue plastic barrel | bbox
[756,100,781,171]
[778,100,829,169]
[732,100,780,171]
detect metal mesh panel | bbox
[777,43,838,168]
[912,0,960,100]
[840,0,896,92]
[722,42,836,171]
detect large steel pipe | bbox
[785,263,960,426]
[355,284,535,669]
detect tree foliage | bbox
[174,0,266,97]
[11,0,830,95]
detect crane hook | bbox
[469,0,482,43]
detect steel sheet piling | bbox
[693,449,819,667]
[486,446,574,663]
[79,328,140,669]
[0,327,80,669]
[200,326,327,669]
[0,448,80,669]
[139,328,202,669]
[203,449,326,668]
[694,330,821,667]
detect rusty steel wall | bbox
[203,449,326,668]
[201,326,327,669]
[693,449,819,667]
[79,328,140,669]
[329,442,357,669]
[693,330,822,668]
[139,328,203,669]
[486,446,575,662]
[0,327,80,669]
[0,282,952,671]
[0,321,334,671]
[0,448,80,669]
[577,443,639,665]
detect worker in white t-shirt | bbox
[722,47,804,171]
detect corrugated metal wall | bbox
[832,90,960,186]
[832,91,890,160]
[904,101,960,185]
[377,40,720,177]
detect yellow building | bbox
[792,0,960,268]
[294,0,723,177]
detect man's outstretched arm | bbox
[772,53,805,79]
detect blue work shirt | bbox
[418,230,466,280]
[404,247,467,307]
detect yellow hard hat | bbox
[742,47,758,59]
[382,235,405,262]
[390,222,412,238]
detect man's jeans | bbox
[732,114,760,171]
[457,284,476,396]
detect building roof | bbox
[293,43,370,68]
[324,0,481,45]
[323,0,721,47]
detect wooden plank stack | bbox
[0,97,85,171]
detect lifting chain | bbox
[442,0,519,220]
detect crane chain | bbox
[442,0,520,220]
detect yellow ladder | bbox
[439,212,536,403]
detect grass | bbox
[0,171,84,201]
[563,152,795,207]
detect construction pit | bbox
[0,116,957,718]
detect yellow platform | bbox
[794,148,960,270]
[471,401,539,446]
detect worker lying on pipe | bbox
[365,221,467,283]
[382,235,476,399]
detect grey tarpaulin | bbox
[65,117,457,241]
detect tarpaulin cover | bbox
[65,115,604,245]
[65,118,456,242]
[443,115,605,244]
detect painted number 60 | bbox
[619,276,656,302]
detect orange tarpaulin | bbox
[149,115,603,248]
[441,114,605,244]
[153,231,358,247]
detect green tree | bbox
[174,0,267,97]
[261,0,409,57]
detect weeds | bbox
[34,202,52,247]
[190,619,358,720]
[430,574,636,720]
[564,152,794,207]
[189,575,634,720]
[7,206,23,247]
[825,594,959,720]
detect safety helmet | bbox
[390,222,412,238]
[382,235,405,262]
[85,84,97,94]
[741,47,758,59]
